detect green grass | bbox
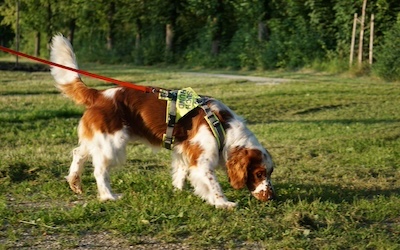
[0,63,399,249]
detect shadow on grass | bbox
[2,162,40,183]
[1,90,60,96]
[269,118,400,125]
[0,61,49,72]
[0,109,82,124]
[274,182,400,204]
[126,158,166,170]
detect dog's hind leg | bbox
[66,146,88,194]
[91,131,128,201]
[92,155,120,201]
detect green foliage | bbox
[1,0,400,75]
[373,14,400,81]
[0,16,13,46]
[141,29,166,65]
[259,16,325,69]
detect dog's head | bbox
[226,147,275,201]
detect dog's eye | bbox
[256,172,263,179]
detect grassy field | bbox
[0,62,399,249]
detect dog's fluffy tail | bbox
[50,34,99,107]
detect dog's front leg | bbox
[189,166,237,209]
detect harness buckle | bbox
[162,134,174,150]
[212,119,220,127]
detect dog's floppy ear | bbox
[226,147,250,189]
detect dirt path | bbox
[181,72,292,85]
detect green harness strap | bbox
[159,89,177,149]
[159,88,226,150]
[200,101,226,150]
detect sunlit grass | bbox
[0,63,399,248]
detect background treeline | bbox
[1,0,400,80]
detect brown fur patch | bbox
[226,147,266,190]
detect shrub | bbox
[373,14,400,81]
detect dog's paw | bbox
[172,180,186,191]
[99,193,123,202]
[65,175,83,194]
[215,201,237,210]
[173,186,184,192]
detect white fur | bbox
[225,119,262,150]
[252,179,274,201]
[102,88,121,99]
[172,125,236,209]
[252,180,269,193]
[171,151,188,190]
[66,127,130,201]
[50,35,80,85]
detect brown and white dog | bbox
[50,35,275,209]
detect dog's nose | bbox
[267,180,275,200]
[267,192,275,201]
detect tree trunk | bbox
[358,0,367,67]
[258,21,268,42]
[211,0,224,56]
[34,31,41,57]
[166,23,174,54]
[211,16,220,57]
[135,19,141,51]
[46,0,52,42]
[211,40,219,56]
[165,1,178,62]
[106,2,116,50]
[258,0,270,42]
[134,18,142,65]
[68,19,76,45]
[43,0,53,51]
[15,0,20,66]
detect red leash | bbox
[0,45,154,93]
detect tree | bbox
[52,0,85,45]
[116,0,148,64]
[164,0,179,59]
[374,14,400,81]
[0,0,15,47]
[106,1,116,50]
[257,0,271,42]
[0,0,55,56]
[1,0,399,71]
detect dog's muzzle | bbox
[251,179,275,201]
